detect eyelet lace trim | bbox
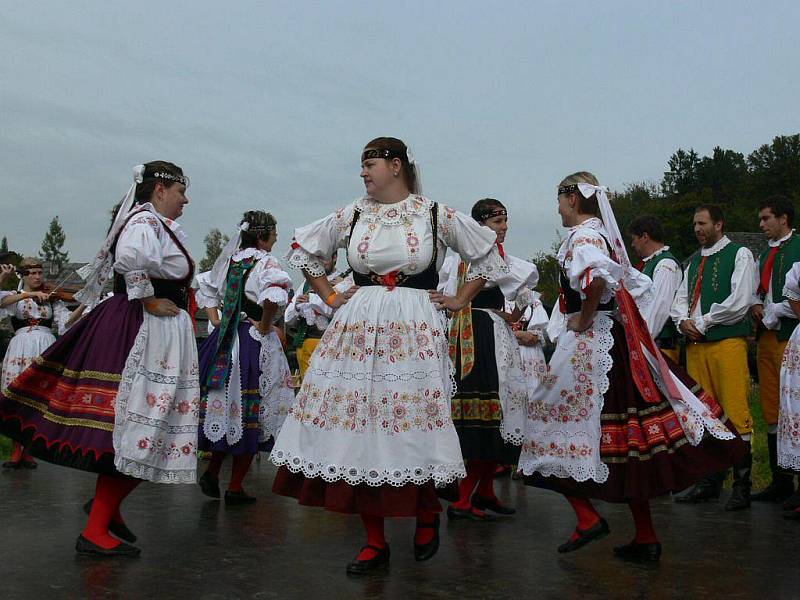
[270,449,466,487]
[286,247,326,277]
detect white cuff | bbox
[286,247,326,278]
[124,270,155,300]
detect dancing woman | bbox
[270,137,508,574]
[0,162,200,556]
[195,210,294,504]
[518,171,746,562]
[444,198,537,519]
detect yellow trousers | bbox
[686,337,753,435]
[660,347,680,364]
[296,338,321,381]
[757,330,787,426]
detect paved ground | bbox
[2,460,798,600]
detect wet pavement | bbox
[2,460,798,600]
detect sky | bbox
[1,1,799,270]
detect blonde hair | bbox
[19,257,43,270]
[559,171,600,216]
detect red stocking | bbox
[415,510,437,545]
[356,514,386,560]
[228,454,255,492]
[475,460,498,500]
[82,474,141,549]
[564,495,601,541]
[452,460,484,510]
[628,499,658,544]
[9,441,23,463]
[206,451,226,478]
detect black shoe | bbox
[199,471,221,499]
[346,544,390,575]
[472,494,516,515]
[75,535,141,557]
[83,500,137,543]
[783,491,800,511]
[613,541,662,563]
[724,449,752,511]
[557,518,610,553]
[752,480,794,502]
[783,509,800,521]
[224,490,257,505]
[414,515,440,562]
[446,505,494,521]
[19,459,37,470]
[2,461,21,469]
[674,481,721,503]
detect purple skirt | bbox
[0,295,143,475]
[198,322,274,455]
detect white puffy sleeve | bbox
[52,300,72,335]
[195,269,222,309]
[640,258,682,336]
[526,296,550,332]
[247,256,292,307]
[695,247,757,335]
[562,230,624,304]
[285,203,356,277]
[113,213,163,300]
[783,262,800,302]
[437,253,460,295]
[497,255,539,306]
[0,291,13,319]
[436,204,507,282]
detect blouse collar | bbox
[700,235,731,257]
[140,202,189,244]
[768,229,795,248]
[232,248,272,262]
[356,194,432,218]
[642,245,671,263]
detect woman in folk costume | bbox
[518,171,746,562]
[443,199,537,519]
[0,162,200,556]
[270,137,508,575]
[195,210,294,505]
[777,261,800,520]
[0,258,85,469]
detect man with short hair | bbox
[628,215,682,362]
[670,204,757,510]
[751,195,800,503]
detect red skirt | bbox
[273,466,443,517]
[525,322,747,502]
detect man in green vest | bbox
[628,215,682,363]
[670,204,756,510]
[751,195,800,504]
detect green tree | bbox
[199,228,230,272]
[39,216,69,275]
[0,237,7,254]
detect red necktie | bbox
[759,247,779,295]
[636,260,645,272]
[689,256,707,314]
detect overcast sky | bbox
[2,1,799,268]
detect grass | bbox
[0,435,10,461]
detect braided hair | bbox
[240,210,277,248]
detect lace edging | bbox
[270,449,466,487]
[114,457,196,484]
[517,458,610,483]
[286,247,325,277]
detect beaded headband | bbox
[558,184,579,195]
[476,208,508,221]
[152,171,189,187]
[361,147,408,163]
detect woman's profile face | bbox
[262,228,278,252]
[360,158,395,198]
[482,214,508,243]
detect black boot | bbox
[675,471,725,503]
[752,433,795,502]
[724,447,752,511]
[783,480,800,511]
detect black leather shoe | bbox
[674,482,721,503]
[447,505,494,521]
[752,480,794,502]
[75,535,141,557]
[83,500,137,543]
[557,518,610,553]
[414,515,440,562]
[613,541,662,563]
[224,490,257,505]
[2,461,21,469]
[19,459,37,470]
[782,490,800,511]
[472,495,516,515]
[199,471,221,499]
[346,544,390,575]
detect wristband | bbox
[326,291,338,307]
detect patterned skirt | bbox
[524,321,747,502]
[0,295,142,475]
[198,322,292,455]
[451,310,521,464]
